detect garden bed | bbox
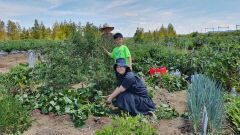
[22,88,192,135]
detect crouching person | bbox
[106,58,155,116]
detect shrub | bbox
[153,104,179,120]
[0,94,32,134]
[147,73,188,92]
[4,63,37,93]
[95,114,158,135]
[227,95,240,132]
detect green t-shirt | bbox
[110,45,131,66]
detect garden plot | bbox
[22,88,192,135]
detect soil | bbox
[0,53,42,73]
[23,109,112,135]
[151,88,193,135]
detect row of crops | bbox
[0,26,240,134]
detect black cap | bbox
[113,33,123,39]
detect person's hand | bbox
[106,96,113,103]
[101,46,106,50]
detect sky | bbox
[1,0,240,37]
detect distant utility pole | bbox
[217,26,229,32]
[205,28,214,33]
[236,24,240,30]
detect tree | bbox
[0,20,6,40]
[52,22,61,40]
[62,20,71,39]
[159,25,168,38]
[7,20,20,40]
[32,19,42,39]
[144,30,153,41]
[133,27,144,43]
[40,22,51,39]
[153,30,160,41]
[167,23,177,37]
[20,28,28,39]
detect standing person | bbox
[100,23,114,41]
[102,33,132,71]
[106,58,156,116]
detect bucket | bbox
[150,67,166,76]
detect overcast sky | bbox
[1,0,240,37]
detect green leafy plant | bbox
[95,114,158,135]
[16,84,111,127]
[147,73,188,92]
[227,95,240,132]
[0,94,32,134]
[4,63,38,93]
[152,104,179,120]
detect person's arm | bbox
[101,47,111,57]
[128,57,132,71]
[106,86,126,103]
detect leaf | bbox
[50,101,56,106]
[55,105,60,111]
[48,106,53,111]
[65,106,71,113]
[162,104,168,108]
[64,97,72,104]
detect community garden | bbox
[0,22,240,135]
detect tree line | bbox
[133,23,177,43]
[0,19,80,41]
[0,19,177,42]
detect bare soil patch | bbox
[23,110,112,135]
[151,88,193,135]
[0,54,42,73]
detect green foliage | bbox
[147,73,188,92]
[3,63,40,93]
[16,84,111,127]
[39,24,116,93]
[0,39,61,52]
[187,74,225,134]
[227,95,240,132]
[133,27,144,43]
[0,20,6,40]
[0,94,32,134]
[7,20,21,40]
[133,23,177,43]
[153,104,179,120]
[130,40,240,91]
[0,19,78,41]
[95,114,158,135]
